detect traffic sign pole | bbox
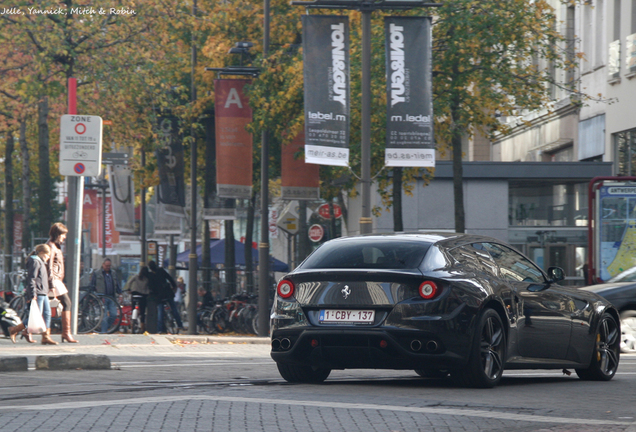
[65,78,82,336]
[61,84,104,336]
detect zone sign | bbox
[59,115,103,177]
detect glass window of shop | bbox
[509,181,588,227]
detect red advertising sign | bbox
[308,224,325,242]
[215,79,253,199]
[82,189,119,249]
[317,203,342,219]
[13,214,23,253]
[281,131,320,200]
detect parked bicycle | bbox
[199,292,259,335]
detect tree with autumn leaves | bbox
[203,0,580,233]
[1,0,581,272]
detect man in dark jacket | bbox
[90,258,122,333]
[148,260,184,333]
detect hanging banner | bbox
[203,197,237,220]
[215,79,253,199]
[302,15,350,167]
[154,201,183,235]
[281,131,320,200]
[155,115,186,216]
[82,189,99,244]
[385,17,435,167]
[13,214,23,253]
[107,163,135,233]
[201,113,237,220]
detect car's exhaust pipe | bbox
[426,340,438,352]
[410,340,422,352]
[280,338,292,350]
[272,339,281,350]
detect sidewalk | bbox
[0,332,270,371]
[1,332,270,348]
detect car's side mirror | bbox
[547,267,565,283]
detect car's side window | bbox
[448,246,482,272]
[471,243,499,277]
[482,243,545,284]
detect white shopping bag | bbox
[27,299,47,334]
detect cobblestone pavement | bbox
[2,392,636,432]
[2,335,636,432]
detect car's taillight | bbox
[418,281,438,299]
[277,280,295,299]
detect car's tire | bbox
[276,363,331,384]
[619,310,636,354]
[451,308,506,388]
[414,369,449,379]
[576,312,620,381]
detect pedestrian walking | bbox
[90,258,122,333]
[124,266,151,333]
[12,244,58,345]
[46,222,78,343]
[148,260,184,333]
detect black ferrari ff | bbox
[270,233,621,388]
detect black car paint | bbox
[271,233,618,374]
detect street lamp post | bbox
[258,0,272,337]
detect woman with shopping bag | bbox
[46,222,78,343]
[20,244,57,345]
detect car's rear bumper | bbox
[270,327,471,371]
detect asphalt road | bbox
[1,333,635,432]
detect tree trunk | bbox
[244,192,256,293]
[224,209,236,295]
[202,112,215,293]
[451,114,465,233]
[297,201,311,262]
[38,97,52,237]
[19,120,31,251]
[392,167,403,232]
[338,191,348,233]
[202,220,211,289]
[329,201,337,239]
[4,131,15,290]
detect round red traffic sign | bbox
[308,224,324,242]
[74,163,86,174]
[317,203,342,219]
[74,123,86,135]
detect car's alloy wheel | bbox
[452,308,506,388]
[576,312,620,381]
[276,363,331,384]
[619,310,636,353]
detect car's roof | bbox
[327,232,500,248]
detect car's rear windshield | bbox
[299,239,432,270]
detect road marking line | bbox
[113,361,273,368]
[1,395,634,426]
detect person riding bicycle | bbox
[148,260,184,333]
[124,266,151,333]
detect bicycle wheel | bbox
[244,305,258,335]
[230,306,244,333]
[211,307,228,334]
[162,303,179,334]
[100,295,122,334]
[9,295,27,321]
[252,310,260,336]
[78,293,104,333]
[198,309,214,334]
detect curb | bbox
[0,356,28,372]
[167,336,270,345]
[35,354,111,370]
